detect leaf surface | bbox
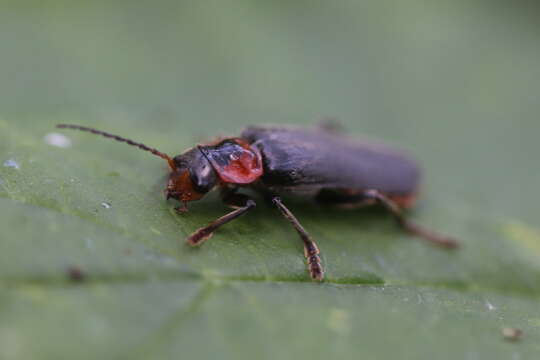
[1,1,540,359]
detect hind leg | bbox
[316,189,458,248]
[362,190,458,248]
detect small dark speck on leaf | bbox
[502,327,523,342]
[67,266,86,283]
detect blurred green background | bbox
[1,1,540,359]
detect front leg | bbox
[187,188,256,246]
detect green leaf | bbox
[1,1,540,359]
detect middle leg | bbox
[272,197,324,281]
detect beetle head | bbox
[54,125,255,212]
[165,147,218,209]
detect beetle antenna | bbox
[56,124,176,170]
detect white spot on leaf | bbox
[485,301,496,311]
[101,202,112,209]
[44,133,72,148]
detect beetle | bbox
[57,123,458,281]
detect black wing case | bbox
[241,126,421,195]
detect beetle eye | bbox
[190,163,217,194]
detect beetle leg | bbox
[219,186,252,209]
[361,190,459,248]
[272,197,324,281]
[186,193,256,246]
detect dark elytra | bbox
[57,123,458,282]
[242,126,420,202]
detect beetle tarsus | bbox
[187,229,214,246]
[272,197,325,281]
[175,205,189,214]
[307,254,324,281]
